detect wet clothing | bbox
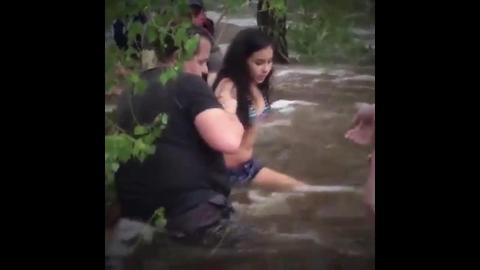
[106,212,320,270]
[115,67,231,222]
[227,159,264,188]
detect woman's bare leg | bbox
[251,167,307,192]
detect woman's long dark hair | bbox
[212,28,273,128]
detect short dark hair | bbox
[154,25,213,61]
[188,0,204,9]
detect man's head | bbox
[182,34,212,77]
[182,26,212,77]
[155,26,213,77]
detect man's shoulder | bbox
[141,67,165,82]
[139,69,211,99]
[176,72,211,92]
[141,69,203,84]
[177,72,206,83]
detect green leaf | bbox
[159,72,169,85]
[111,162,120,172]
[128,72,140,84]
[133,139,149,156]
[105,46,118,70]
[128,21,144,41]
[153,12,167,26]
[134,125,148,136]
[125,47,138,58]
[132,140,141,157]
[117,142,134,162]
[146,145,156,155]
[152,207,166,229]
[143,134,155,144]
[184,35,199,58]
[134,78,147,95]
[161,114,168,125]
[151,127,162,139]
[154,113,162,124]
[180,21,192,30]
[174,26,188,47]
[158,67,178,85]
[176,0,189,15]
[146,25,157,43]
[168,67,179,81]
[105,136,115,151]
[139,141,147,151]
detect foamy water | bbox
[275,68,327,77]
[270,99,318,110]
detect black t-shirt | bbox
[115,68,230,221]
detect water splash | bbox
[259,119,292,128]
[332,75,375,83]
[275,68,327,77]
[270,99,318,110]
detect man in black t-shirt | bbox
[113,26,244,245]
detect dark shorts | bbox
[227,159,264,188]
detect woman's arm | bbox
[214,78,238,114]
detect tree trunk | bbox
[257,0,289,64]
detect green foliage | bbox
[105,112,168,185]
[128,21,144,41]
[105,0,193,179]
[104,113,168,220]
[152,207,167,229]
[286,0,373,64]
[184,35,199,59]
[146,24,158,43]
[159,66,179,85]
[106,0,210,225]
[270,0,287,14]
[105,133,135,185]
